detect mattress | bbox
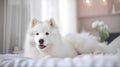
[0,54,120,67]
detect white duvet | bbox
[0,54,120,67]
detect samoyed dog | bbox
[24,18,118,59]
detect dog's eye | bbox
[45,32,49,35]
[36,33,39,35]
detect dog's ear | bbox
[31,18,38,27]
[49,18,57,28]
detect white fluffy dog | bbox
[24,18,117,59]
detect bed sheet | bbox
[0,54,120,67]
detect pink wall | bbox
[77,0,120,33]
[77,0,109,17]
[78,14,120,33]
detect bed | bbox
[0,36,120,67]
[0,54,120,67]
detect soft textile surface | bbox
[109,35,120,48]
[0,54,120,67]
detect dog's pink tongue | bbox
[39,45,46,49]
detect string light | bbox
[102,0,107,5]
[86,0,90,4]
[85,0,91,6]
[102,0,107,3]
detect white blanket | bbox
[0,54,120,67]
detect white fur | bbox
[24,18,118,59]
[64,32,117,54]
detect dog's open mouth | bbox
[39,44,46,49]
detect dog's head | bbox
[29,18,58,51]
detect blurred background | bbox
[0,0,120,54]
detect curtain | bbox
[3,0,77,53]
[59,0,77,36]
[31,0,78,36]
[3,0,31,53]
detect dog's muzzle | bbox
[39,44,46,49]
[38,39,46,49]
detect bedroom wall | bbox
[77,0,120,33]
[0,0,4,53]
[78,15,120,33]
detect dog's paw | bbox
[93,50,103,55]
[40,55,51,60]
[44,55,51,58]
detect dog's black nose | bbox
[39,39,44,44]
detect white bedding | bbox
[0,54,120,67]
